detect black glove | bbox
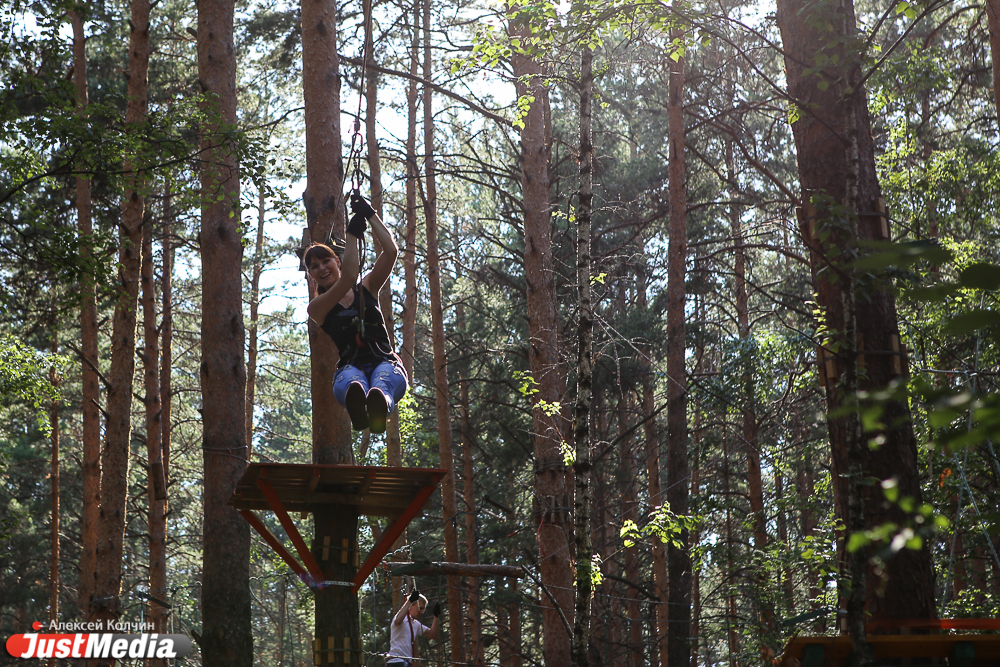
[431,601,441,617]
[346,212,367,238]
[350,191,376,220]
[408,590,420,604]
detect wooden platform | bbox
[229,463,447,592]
[229,463,447,517]
[780,634,1000,667]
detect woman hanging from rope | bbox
[304,191,407,434]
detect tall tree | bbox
[141,217,167,663]
[422,0,463,660]
[69,2,100,621]
[400,0,420,388]
[665,21,691,667]
[510,13,574,667]
[639,236,669,667]
[302,0,349,458]
[987,0,1000,125]
[299,0,357,657]
[246,185,266,451]
[48,333,59,667]
[726,137,770,630]
[198,0,253,661]
[776,0,935,629]
[570,44,595,667]
[90,0,149,644]
[159,179,175,630]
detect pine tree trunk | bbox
[363,0,404,464]
[775,465,794,613]
[198,0,253,662]
[986,0,1000,127]
[571,44,595,667]
[90,0,148,643]
[638,239,668,667]
[48,335,59,667]
[723,437,739,667]
[690,438,702,667]
[299,0,358,654]
[159,180,174,612]
[619,399,641,667]
[726,139,770,629]
[510,14,574,666]
[70,4,100,620]
[666,27,691,667]
[302,0,349,461]
[400,0,420,386]
[246,186,266,452]
[776,0,935,624]
[141,218,168,665]
[458,293,483,667]
[422,1,463,660]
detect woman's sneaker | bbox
[345,383,369,431]
[367,388,388,434]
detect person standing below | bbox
[387,590,440,667]
[304,191,408,434]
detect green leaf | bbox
[944,309,1000,335]
[847,532,869,552]
[959,263,1000,291]
[906,283,958,302]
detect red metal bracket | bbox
[351,474,441,593]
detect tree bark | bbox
[246,186,266,453]
[298,0,358,654]
[302,0,349,461]
[400,0,420,386]
[666,26,692,667]
[90,0,148,646]
[363,0,404,465]
[70,4,100,621]
[510,14,574,667]
[726,138,770,630]
[619,397,642,667]
[776,0,936,626]
[198,0,253,662]
[571,44,594,667]
[141,218,168,665]
[159,180,175,626]
[458,271,483,667]
[422,1,463,660]
[986,0,1000,127]
[638,237,669,667]
[48,335,59,667]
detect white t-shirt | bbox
[388,615,429,661]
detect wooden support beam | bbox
[352,474,441,592]
[241,510,308,580]
[258,479,326,582]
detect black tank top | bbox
[320,285,394,368]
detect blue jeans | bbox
[334,359,408,414]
